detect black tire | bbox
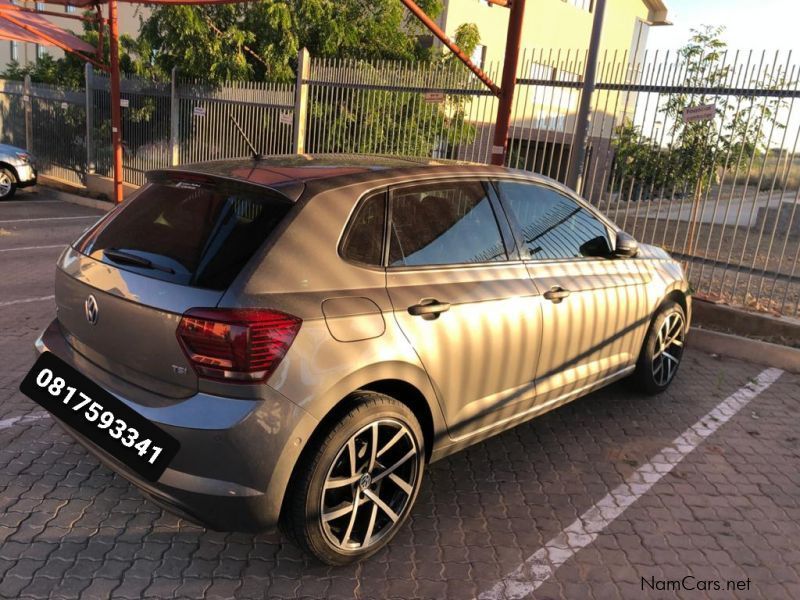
[0,168,17,200]
[283,391,425,565]
[632,300,687,395]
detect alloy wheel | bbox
[320,418,419,551]
[652,311,685,386]
[0,172,12,197]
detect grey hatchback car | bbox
[33,155,690,564]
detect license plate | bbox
[19,351,180,482]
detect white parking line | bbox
[0,200,63,205]
[0,216,98,224]
[0,244,65,253]
[479,367,784,600]
[0,412,50,431]
[0,295,55,307]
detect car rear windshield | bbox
[79,179,292,290]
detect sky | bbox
[648,0,800,51]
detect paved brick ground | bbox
[1,190,799,599]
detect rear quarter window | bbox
[341,191,386,266]
[81,180,292,290]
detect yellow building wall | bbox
[441,0,655,136]
[441,0,652,66]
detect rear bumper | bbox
[34,318,319,531]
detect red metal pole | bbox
[108,0,123,204]
[96,5,104,59]
[399,0,500,96]
[490,0,526,166]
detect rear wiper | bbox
[103,248,175,274]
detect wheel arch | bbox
[0,162,19,182]
[665,289,687,313]
[662,284,691,327]
[279,372,443,523]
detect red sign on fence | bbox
[423,92,445,104]
[683,104,716,123]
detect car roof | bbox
[149,154,522,201]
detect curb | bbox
[693,298,800,344]
[38,185,113,212]
[691,327,800,374]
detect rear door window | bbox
[388,180,507,267]
[81,179,292,290]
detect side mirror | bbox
[613,232,639,258]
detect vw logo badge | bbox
[84,294,99,325]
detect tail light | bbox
[176,308,302,383]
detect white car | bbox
[0,143,37,200]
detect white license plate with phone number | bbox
[20,352,179,481]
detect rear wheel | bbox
[632,300,686,394]
[0,168,17,200]
[284,392,425,565]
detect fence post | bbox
[293,48,310,155]
[23,74,32,152]
[170,67,179,166]
[84,64,95,174]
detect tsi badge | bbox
[84,294,99,325]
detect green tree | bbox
[307,23,482,156]
[137,0,483,157]
[134,0,446,83]
[612,25,790,200]
[1,1,483,161]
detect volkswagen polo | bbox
[29,155,690,564]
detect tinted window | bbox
[84,181,291,290]
[497,181,610,260]
[342,192,386,265]
[389,181,507,267]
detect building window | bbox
[10,41,18,62]
[471,44,487,69]
[556,69,582,83]
[562,0,593,12]
[529,62,581,84]
[35,1,44,10]
[36,44,46,60]
[66,3,76,12]
[530,62,556,80]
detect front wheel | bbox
[0,168,17,200]
[632,300,687,394]
[284,392,425,565]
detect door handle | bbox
[543,286,571,304]
[407,299,451,320]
